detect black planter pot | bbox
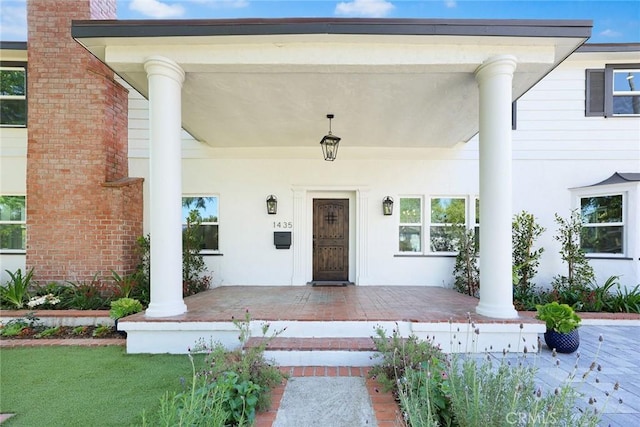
[544,329,580,353]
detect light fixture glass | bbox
[266,195,277,215]
[320,114,341,161]
[382,196,394,216]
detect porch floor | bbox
[130,285,538,324]
[120,286,545,356]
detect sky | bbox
[0,0,639,43]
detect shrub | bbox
[0,268,34,309]
[392,329,619,426]
[552,211,595,298]
[141,355,232,427]
[109,297,144,320]
[512,211,545,309]
[182,210,212,297]
[452,227,479,297]
[190,310,285,414]
[65,275,112,310]
[369,324,446,394]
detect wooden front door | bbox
[313,199,349,281]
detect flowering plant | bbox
[27,293,61,308]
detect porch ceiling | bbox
[72,18,590,149]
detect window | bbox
[0,65,27,127]
[182,196,219,251]
[399,197,421,252]
[586,64,640,117]
[580,194,624,255]
[0,196,26,250]
[429,197,466,252]
[398,196,474,254]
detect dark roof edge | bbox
[71,17,592,39]
[0,41,27,50]
[579,43,640,52]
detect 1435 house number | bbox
[273,221,293,229]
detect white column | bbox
[144,56,187,317]
[474,55,518,319]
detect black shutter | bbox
[586,69,605,116]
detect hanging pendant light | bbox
[320,114,341,161]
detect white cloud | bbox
[129,0,185,18]
[192,0,249,8]
[0,1,27,41]
[599,29,622,38]
[335,0,395,18]
[444,0,457,8]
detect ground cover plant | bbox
[0,313,121,339]
[370,323,622,426]
[0,346,192,426]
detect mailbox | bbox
[274,231,292,249]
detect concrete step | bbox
[245,337,379,367]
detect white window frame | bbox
[428,196,468,254]
[182,195,220,253]
[609,66,640,117]
[397,195,477,255]
[0,65,27,128]
[398,196,423,253]
[578,192,626,257]
[0,195,26,252]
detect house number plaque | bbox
[273,221,293,229]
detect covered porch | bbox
[72,18,590,355]
[119,286,544,362]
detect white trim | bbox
[291,185,369,285]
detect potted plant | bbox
[535,301,581,353]
[109,297,143,336]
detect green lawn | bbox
[0,346,193,426]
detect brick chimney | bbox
[26,0,143,283]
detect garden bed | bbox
[1,324,123,340]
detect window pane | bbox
[400,198,421,224]
[430,226,459,252]
[0,99,27,126]
[431,198,465,224]
[0,224,25,250]
[581,195,622,224]
[613,95,640,115]
[182,197,218,223]
[201,224,219,251]
[475,199,480,224]
[581,226,623,254]
[0,196,26,221]
[613,70,640,92]
[0,69,25,96]
[182,196,219,251]
[399,226,421,252]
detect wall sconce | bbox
[382,196,394,216]
[319,114,341,161]
[266,195,277,215]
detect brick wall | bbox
[26,0,143,283]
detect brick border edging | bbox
[254,366,404,427]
